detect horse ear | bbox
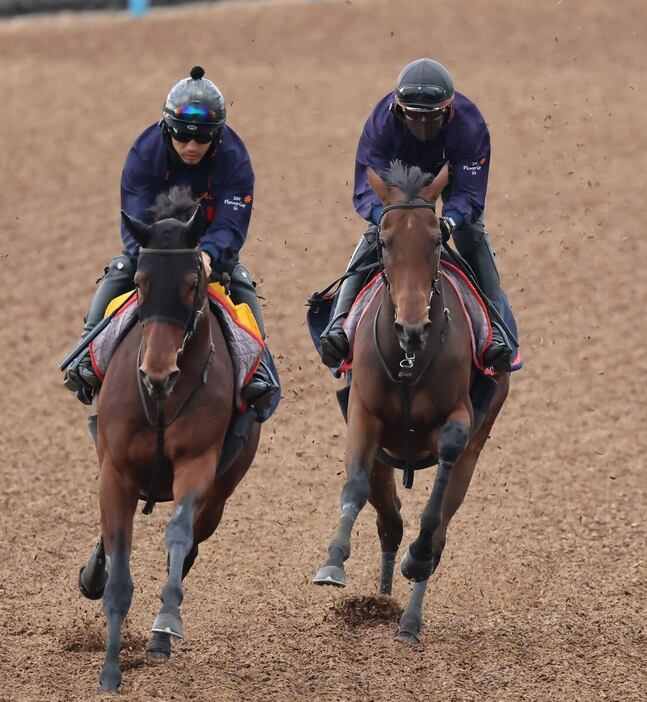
[121,210,151,248]
[183,205,207,249]
[419,163,449,203]
[367,168,391,204]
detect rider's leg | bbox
[452,220,512,371]
[320,224,379,368]
[64,254,137,393]
[228,263,279,410]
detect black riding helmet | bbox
[162,66,226,144]
[394,58,454,111]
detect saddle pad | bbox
[90,287,265,409]
[339,262,522,374]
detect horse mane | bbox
[380,160,434,201]
[149,186,198,223]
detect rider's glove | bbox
[438,216,457,242]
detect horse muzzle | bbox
[139,367,180,399]
[394,320,432,353]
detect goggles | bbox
[169,127,215,144]
[398,104,447,122]
[395,84,453,109]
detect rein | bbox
[374,198,451,488]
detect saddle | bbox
[90,283,265,410]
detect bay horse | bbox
[314,162,510,644]
[78,188,260,692]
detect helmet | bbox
[162,66,226,144]
[394,58,454,111]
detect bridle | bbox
[134,246,215,515]
[374,198,450,383]
[376,199,444,316]
[373,198,451,489]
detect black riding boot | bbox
[320,226,379,368]
[64,254,136,397]
[229,263,279,411]
[453,225,512,372]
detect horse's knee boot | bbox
[439,421,469,464]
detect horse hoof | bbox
[146,632,172,663]
[98,665,121,693]
[400,548,433,582]
[151,612,184,639]
[394,628,420,646]
[78,566,106,601]
[313,565,347,587]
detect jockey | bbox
[320,58,513,372]
[64,66,279,409]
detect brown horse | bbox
[78,189,261,692]
[314,162,510,644]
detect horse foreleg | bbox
[147,495,226,662]
[402,408,471,583]
[368,462,403,596]
[314,398,380,588]
[150,493,196,644]
[98,463,138,693]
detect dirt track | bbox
[1,1,645,700]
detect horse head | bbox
[121,187,208,398]
[368,161,446,353]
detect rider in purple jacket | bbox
[64,66,279,409]
[320,58,513,372]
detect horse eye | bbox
[378,238,388,250]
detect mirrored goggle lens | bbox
[171,127,215,144]
[396,84,449,107]
[173,104,218,122]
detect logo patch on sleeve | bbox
[223,194,253,211]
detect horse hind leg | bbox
[78,538,108,600]
[368,462,403,596]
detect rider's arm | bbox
[353,95,396,224]
[200,156,255,265]
[120,138,160,255]
[442,100,491,227]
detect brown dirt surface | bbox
[1,1,646,700]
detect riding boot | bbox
[64,254,137,396]
[229,263,279,411]
[453,224,513,372]
[320,225,379,368]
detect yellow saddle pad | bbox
[103,285,261,340]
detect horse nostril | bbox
[422,321,432,337]
[164,370,180,393]
[139,368,180,399]
[394,321,406,338]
